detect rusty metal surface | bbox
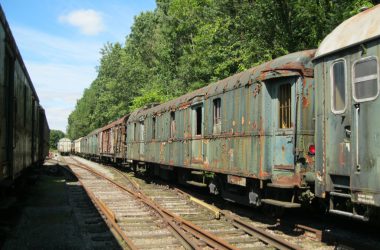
[98,115,128,160]
[316,5,380,59]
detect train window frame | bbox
[152,116,156,140]
[192,104,203,136]
[134,123,137,141]
[278,83,292,129]
[213,98,221,134]
[170,111,176,138]
[330,58,347,114]
[352,56,379,103]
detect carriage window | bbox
[331,60,346,113]
[195,106,202,135]
[170,111,175,138]
[134,123,137,141]
[279,84,291,129]
[353,57,379,101]
[213,98,221,124]
[152,117,156,139]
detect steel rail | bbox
[66,157,237,250]
[164,180,302,250]
[113,165,302,250]
[59,158,139,250]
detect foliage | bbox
[67,0,379,139]
[49,130,65,149]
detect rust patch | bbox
[272,173,302,187]
[302,96,309,108]
[253,82,261,97]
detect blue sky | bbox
[1,0,156,132]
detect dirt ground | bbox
[0,160,121,250]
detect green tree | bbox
[67,0,378,139]
[49,130,65,149]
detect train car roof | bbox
[128,49,315,122]
[315,4,380,59]
[98,114,129,132]
[58,138,71,142]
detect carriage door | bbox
[351,56,379,187]
[325,59,352,179]
[191,103,203,164]
[270,77,297,170]
[139,121,145,157]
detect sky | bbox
[1,0,156,132]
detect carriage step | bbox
[329,209,368,221]
[266,183,295,189]
[186,180,207,188]
[330,191,351,198]
[261,199,301,208]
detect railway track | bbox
[63,156,303,250]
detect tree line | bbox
[67,0,377,139]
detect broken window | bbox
[278,84,291,129]
[213,98,221,134]
[152,116,156,139]
[195,106,202,135]
[170,111,175,138]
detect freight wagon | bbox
[57,138,72,156]
[0,5,49,185]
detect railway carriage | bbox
[0,5,49,184]
[314,5,380,220]
[127,50,316,208]
[57,138,72,156]
[98,115,128,163]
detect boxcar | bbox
[0,6,49,184]
[99,115,128,163]
[314,5,380,220]
[74,137,82,155]
[127,50,316,207]
[80,129,100,160]
[57,138,72,156]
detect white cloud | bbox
[13,26,102,64]
[11,25,101,132]
[59,9,105,35]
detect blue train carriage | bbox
[127,50,316,208]
[314,5,380,221]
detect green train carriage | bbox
[127,50,316,208]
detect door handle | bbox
[344,126,351,138]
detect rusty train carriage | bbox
[126,50,316,207]
[314,5,380,220]
[98,115,128,162]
